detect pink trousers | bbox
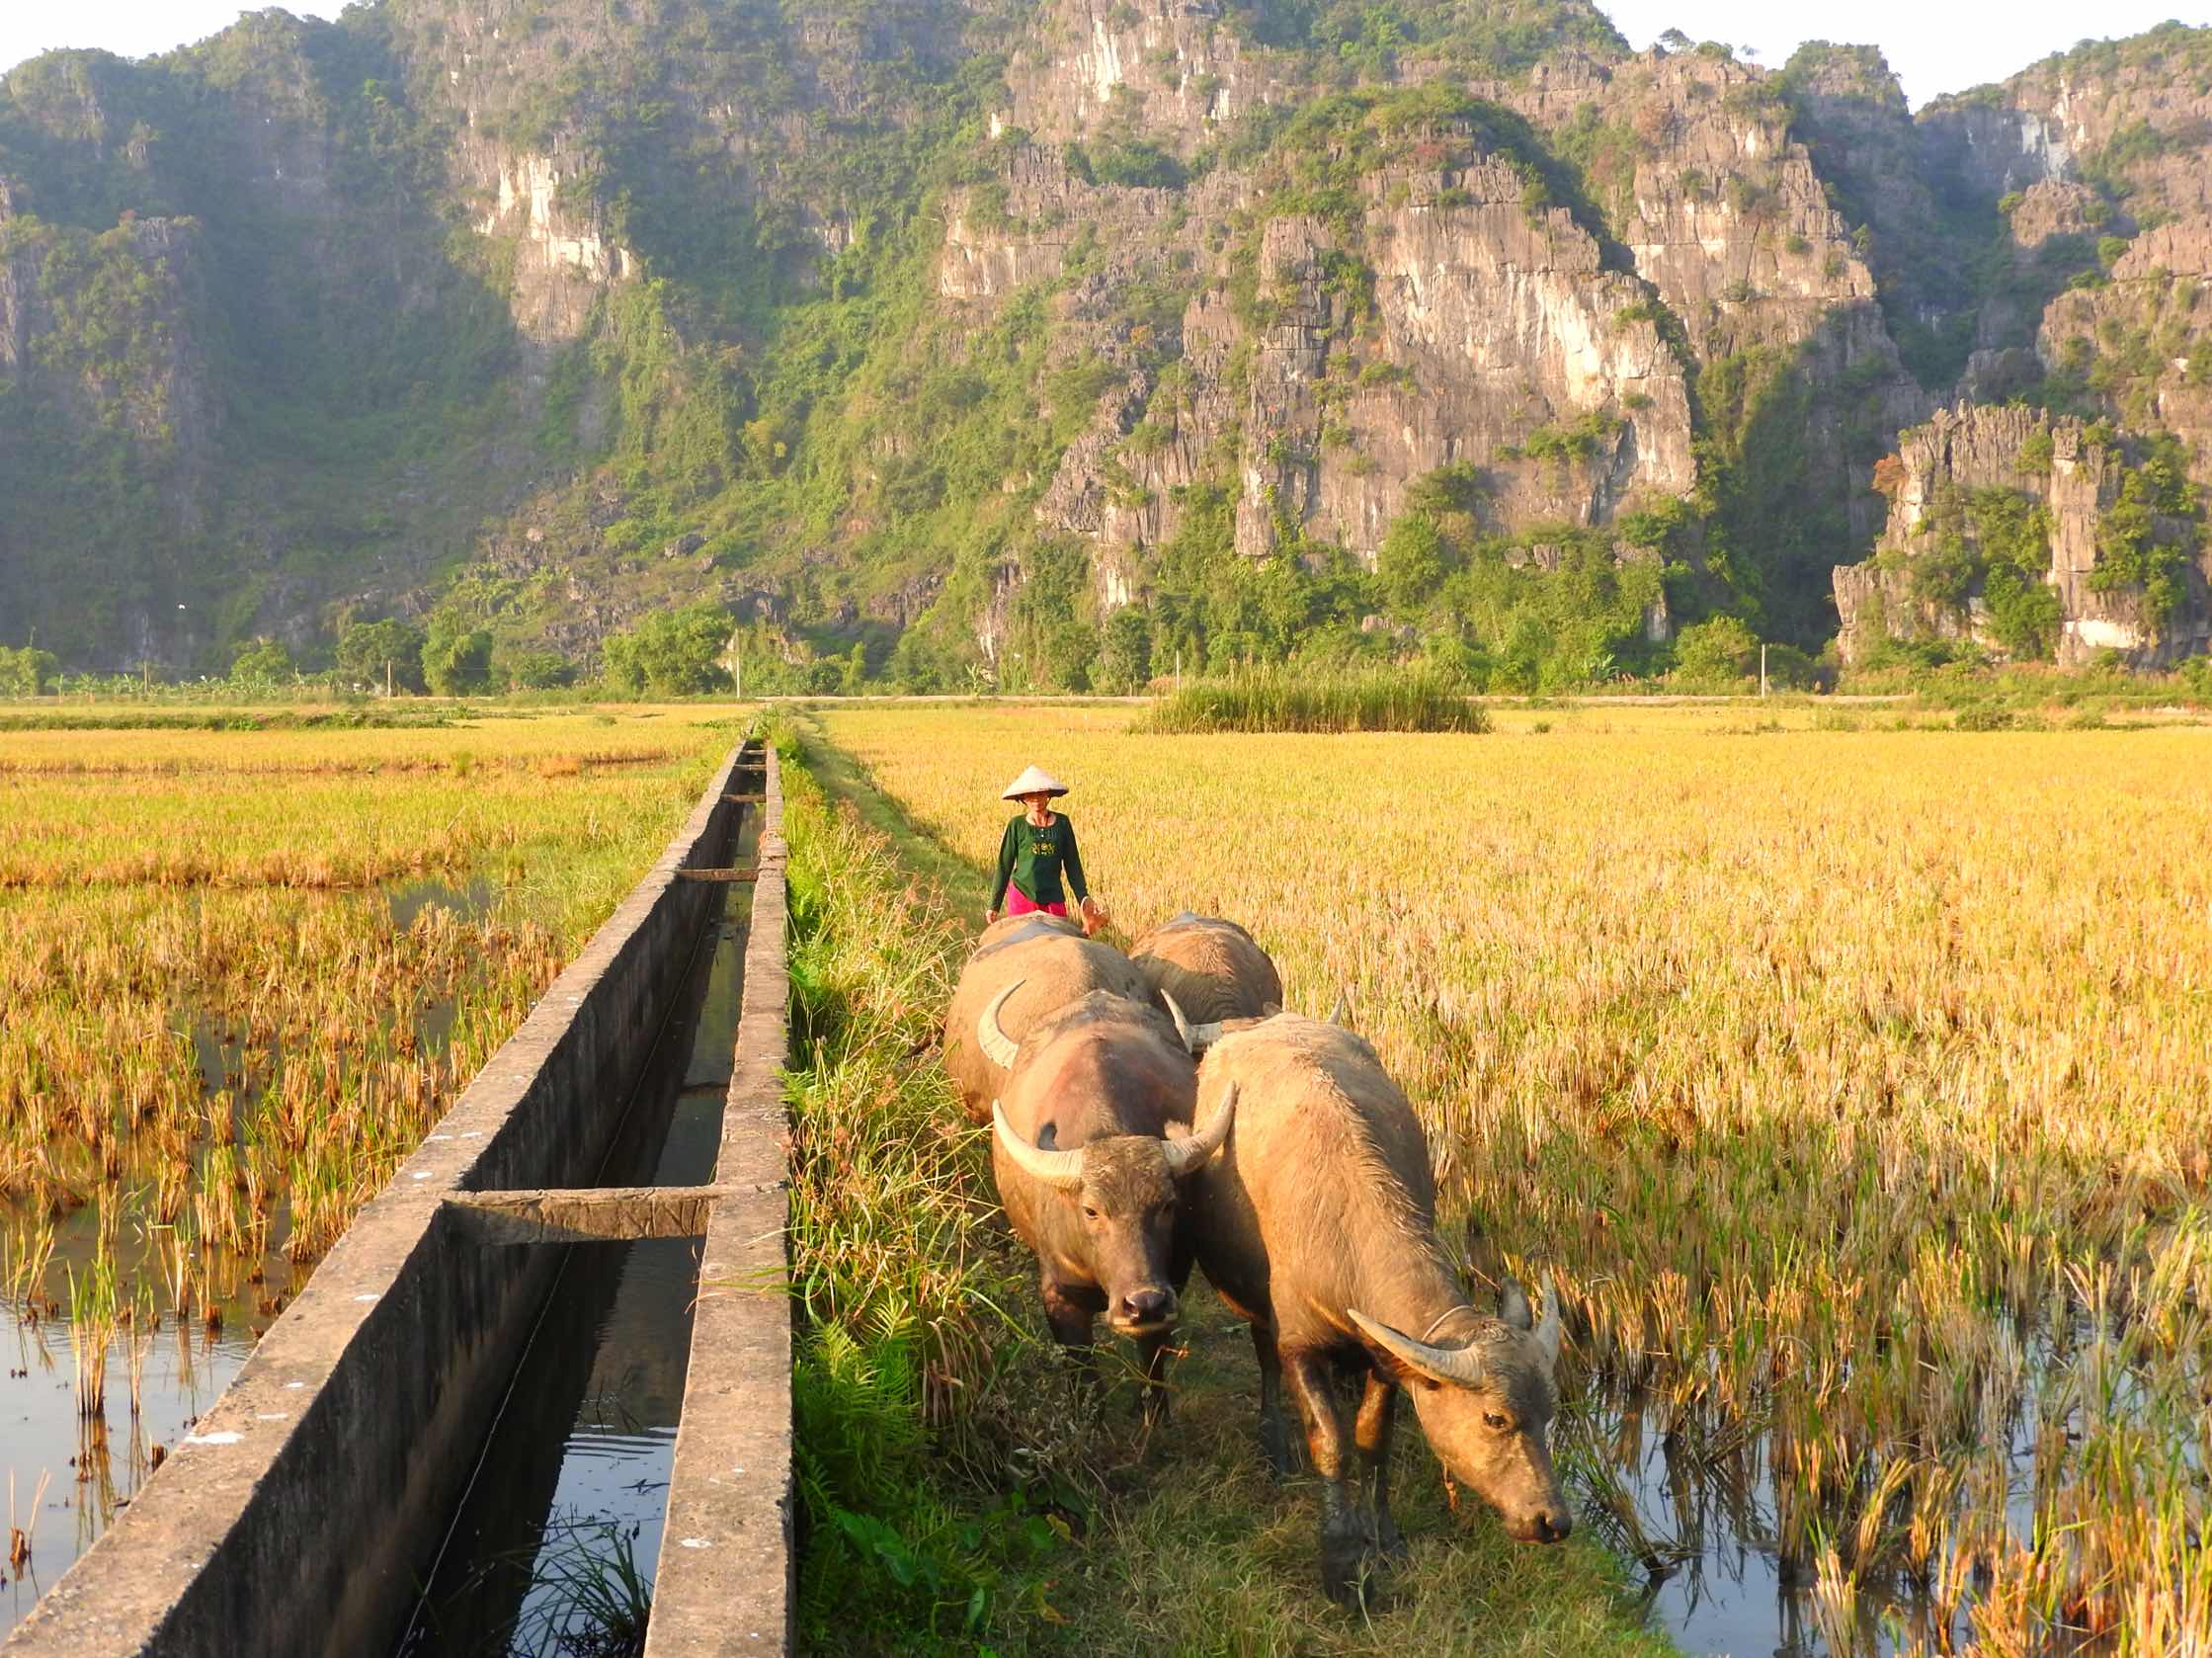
[1006,888,1069,918]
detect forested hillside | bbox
[3,2,2209,689]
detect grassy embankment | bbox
[777,712,1673,1656]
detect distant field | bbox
[0,705,736,1616]
[815,702,2212,1654]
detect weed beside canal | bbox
[780,740,1081,1651]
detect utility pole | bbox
[1760,644,1769,699]
[386,659,394,700]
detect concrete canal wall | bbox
[4,739,795,1658]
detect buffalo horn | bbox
[976,980,1024,1070]
[1348,1308,1489,1388]
[991,1101,1086,1192]
[1162,1084,1236,1178]
[1159,988,1224,1054]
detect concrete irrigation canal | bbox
[3,739,794,1658]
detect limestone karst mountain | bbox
[2,3,2207,683]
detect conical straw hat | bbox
[1001,764,1070,800]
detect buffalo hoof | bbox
[1319,1514,1380,1608]
[1374,1512,1409,1563]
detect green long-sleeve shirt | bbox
[991,812,1088,909]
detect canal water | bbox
[395,837,753,1656]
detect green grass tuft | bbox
[1138,667,1494,734]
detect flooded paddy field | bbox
[812,703,2212,1657]
[0,705,741,1635]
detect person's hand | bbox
[983,907,998,927]
[1079,896,1106,937]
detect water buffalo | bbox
[944,914,1158,1124]
[1129,914,1285,1033]
[1188,1014,1569,1601]
[982,986,1235,1419]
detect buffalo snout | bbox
[1513,1501,1573,1544]
[1112,1285,1177,1332]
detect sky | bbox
[1,0,2209,107]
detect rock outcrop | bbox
[1834,403,2209,666]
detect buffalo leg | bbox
[1251,1322,1295,1477]
[1137,1329,1175,1427]
[1283,1351,1368,1605]
[1041,1279,1101,1410]
[1354,1368,1406,1561]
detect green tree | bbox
[1096,609,1153,692]
[336,619,426,693]
[229,637,295,685]
[602,604,735,697]
[498,647,574,690]
[1377,514,1446,618]
[1673,615,1759,683]
[0,645,60,696]
[423,614,494,696]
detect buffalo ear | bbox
[1500,1279,1534,1332]
[1533,1276,1563,1371]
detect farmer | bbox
[985,765,1107,937]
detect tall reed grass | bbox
[1138,666,1492,734]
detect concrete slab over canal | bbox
[4,738,795,1658]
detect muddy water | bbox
[1575,1342,2173,1658]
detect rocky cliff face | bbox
[1834,403,2209,666]
[1827,27,2212,669]
[5,4,2212,682]
[2037,215,2212,484]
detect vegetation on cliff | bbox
[4,4,2211,686]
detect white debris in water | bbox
[255,1413,288,1422]
[354,1293,380,1303]
[184,1432,243,1446]
[411,1171,436,1181]
[679,1537,713,1549]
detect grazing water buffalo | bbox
[944,914,1158,1124]
[981,986,1235,1418]
[1188,1014,1569,1601]
[1129,914,1285,1032]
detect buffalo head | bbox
[992,1086,1236,1336]
[1350,1279,1572,1543]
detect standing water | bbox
[0,874,503,1641]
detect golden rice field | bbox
[812,700,2212,1657]
[0,705,735,1598]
